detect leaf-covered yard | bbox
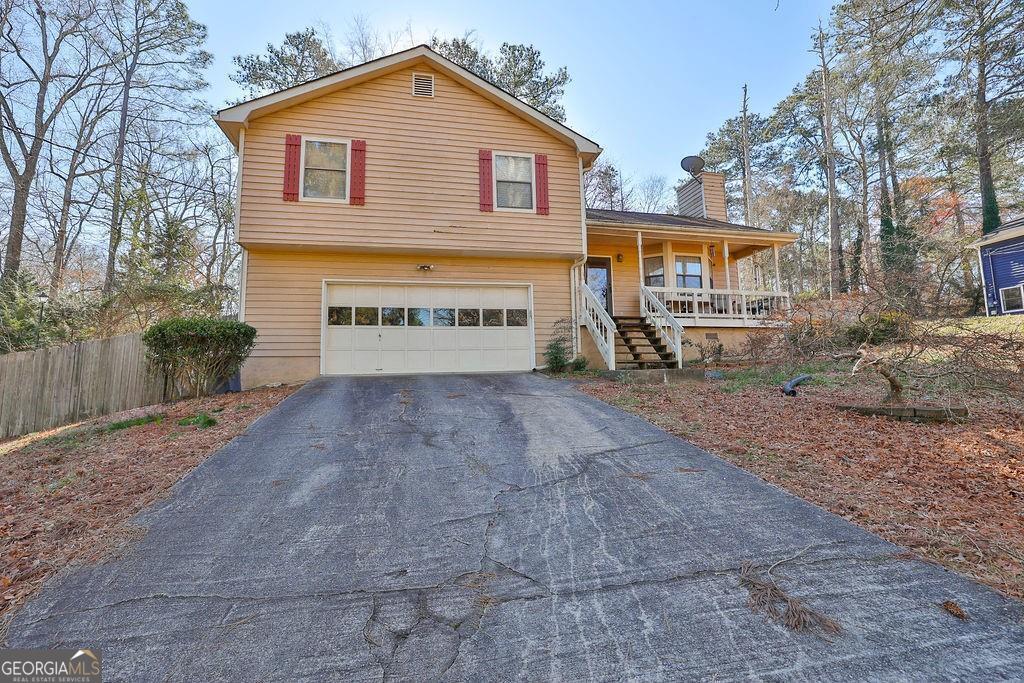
[580,366,1024,600]
[0,384,298,636]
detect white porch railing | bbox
[578,281,617,370]
[646,287,790,325]
[640,285,684,368]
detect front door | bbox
[586,257,613,315]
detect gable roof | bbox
[213,45,602,164]
[586,208,797,241]
[972,216,1024,248]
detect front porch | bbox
[576,219,797,370]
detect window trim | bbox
[492,151,536,213]
[675,255,704,289]
[298,134,352,204]
[643,255,665,288]
[999,284,1024,312]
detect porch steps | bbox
[612,316,677,370]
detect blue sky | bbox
[192,0,833,182]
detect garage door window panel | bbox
[433,308,455,326]
[408,308,430,326]
[458,309,481,326]
[355,307,379,325]
[483,309,504,326]
[328,306,352,325]
[506,309,528,326]
[381,307,406,326]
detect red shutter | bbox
[283,134,301,201]
[350,139,366,205]
[535,154,549,215]
[478,149,493,212]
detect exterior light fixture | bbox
[616,253,624,263]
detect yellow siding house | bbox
[213,45,797,387]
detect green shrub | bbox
[544,318,573,373]
[105,414,164,432]
[544,337,571,373]
[844,311,909,346]
[143,317,256,398]
[177,412,217,429]
[570,355,589,372]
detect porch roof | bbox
[586,209,797,243]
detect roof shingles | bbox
[586,208,775,234]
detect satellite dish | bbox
[680,155,705,179]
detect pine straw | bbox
[739,559,841,638]
[581,373,1024,600]
[0,384,297,638]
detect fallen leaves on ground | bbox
[580,372,1024,600]
[0,385,297,635]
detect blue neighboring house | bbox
[974,216,1024,316]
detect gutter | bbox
[586,222,798,243]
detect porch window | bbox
[675,256,703,289]
[643,256,664,287]
[1000,285,1024,312]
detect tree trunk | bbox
[740,84,753,226]
[104,80,132,295]
[817,26,845,297]
[49,170,77,296]
[2,173,33,281]
[975,26,1001,234]
[859,148,874,285]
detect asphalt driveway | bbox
[9,374,1024,680]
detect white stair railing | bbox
[640,285,685,368]
[578,281,616,370]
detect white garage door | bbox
[323,283,534,375]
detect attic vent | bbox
[412,73,434,98]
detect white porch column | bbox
[723,240,732,290]
[636,232,644,287]
[662,240,673,288]
[772,243,782,291]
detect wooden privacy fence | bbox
[0,334,173,440]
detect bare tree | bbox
[0,0,111,281]
[740,84,754,224]
[815,23,846,297]
[100,0,210,294]
[634,175,671,213]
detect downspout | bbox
[571,154,589,356]
[235,126,247,321]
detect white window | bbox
[675,256,703,289]
[643,256,664,287]
[301,137,349,202]
[494,152,535,211]
[1000,285,1024,312]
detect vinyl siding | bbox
[238,65,584,258]
[701,173,729,222]
[675,179,704,218]
[981,235,1024,315]
[241,249,573,384]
